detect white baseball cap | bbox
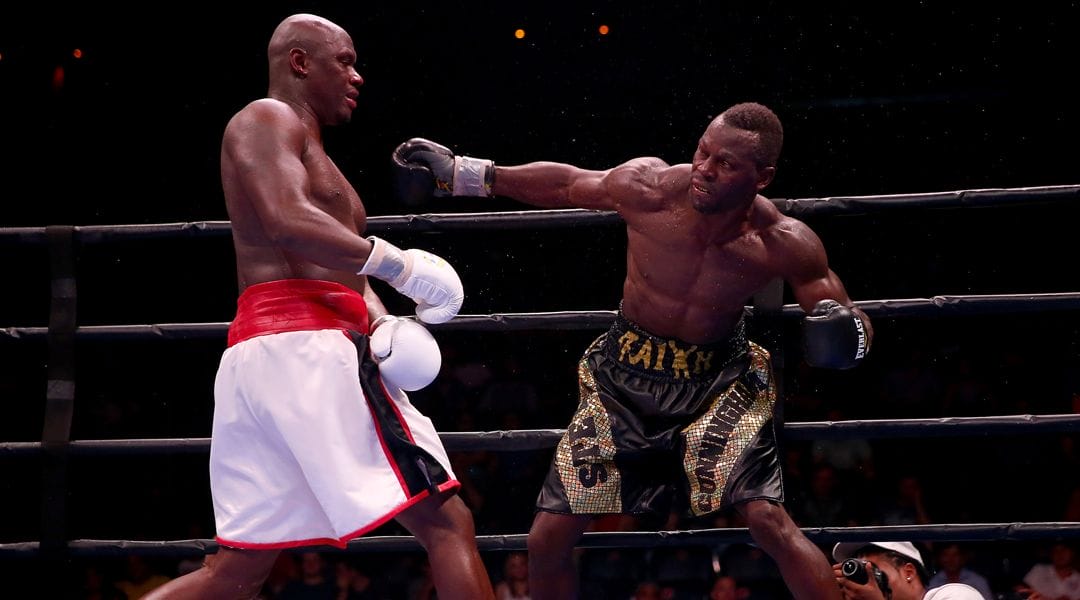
[832,542,925,569]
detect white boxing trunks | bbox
[210,279,458,549]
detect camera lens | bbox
[842,558,870,585]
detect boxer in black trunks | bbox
[391,102,873,600]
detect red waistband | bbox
[227,279,369,347]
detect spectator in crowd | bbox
[928,543,995,600]
[494,552,531,600]
[877,475,932,526]
[709,575,750,600]
[279,552,336,600]
[1020,542,1080,600]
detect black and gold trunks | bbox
[604,311,749,379]
[537,311,783,517]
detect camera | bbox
[842,558,892,599]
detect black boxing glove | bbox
[392,138,494,205]
[802,300,868,369]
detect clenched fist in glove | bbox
[369,315,442,391]
[359,236,464,324]
[802,299,869,369]
[392,137,494,205]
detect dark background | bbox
[1,2,1079,598]
[2,2,1079,227]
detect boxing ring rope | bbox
[4,293,1080,341]
[1,184,1078,244]
[2,414,1080,458]
[2,184,1079,566]
[3,522,1080,559]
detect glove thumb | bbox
[392,154,436,208]
[373,318,443,392]
[369,317,401,359]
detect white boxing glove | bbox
[368,316,442,391]
[358,237,464,324]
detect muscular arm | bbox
[492,157,668,211]
[222,100,373,271]
[777,219,874,349]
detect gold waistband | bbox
[602,313,749,379]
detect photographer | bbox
[832,542,984,600]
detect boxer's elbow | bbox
[262,206,326,248]
[263,219,302,247]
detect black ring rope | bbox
[2,414,1077,457]
[2,522,1078,559]
[3,293,1080,341]
[1,185,1078,244]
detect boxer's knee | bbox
[205,548,280,598]
[398,492,477,548]
[527,512,590,571]
[738,499,800,550]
